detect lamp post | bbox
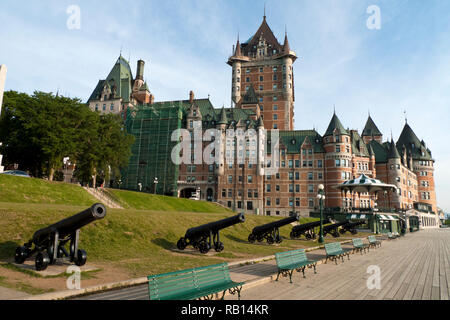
[317,184,326,244]
[153,177,159,194]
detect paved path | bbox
[0,286,31,300]
[226,229,450,300]
[76,229,450,300]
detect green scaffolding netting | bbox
[121,104,183,196]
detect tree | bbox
[73,113,134,187]
[0,91,134,183]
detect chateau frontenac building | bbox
[87,15,439,228]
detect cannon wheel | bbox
[214,242,224,253]
[351,229,358,235]
[198,241,210,254]
[177,238,188,250]
[15,246,29,264]
[340,229,346,235]
[266,236,275,245]
[75,249,87,267]
[35,252,50,271]
[248,234,256,243]
[305,233,312,240]
[290,231,296,240]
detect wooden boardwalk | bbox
[226,229,450,300]
[78,229,449,300]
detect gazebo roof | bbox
[335,174,397,194]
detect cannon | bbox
[14,203,107,271]
[323,221,349,238]
[339,221,365,235]
[290,219,331,240]
[248,214,299,245]
[177,213,245,254]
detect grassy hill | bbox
[0,175,373,295]
[104,188,232,213]
[0,175,96,206]
[0,202,319,277]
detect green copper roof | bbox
[368,140,388,163]
[217,107,228,125]
[324,113,349,136]
[388,140,401,159]
[362,116,382,137]
[351,131,370,157]
[266,130,324,154]
[396,123,433,160]
[88,55,133,103]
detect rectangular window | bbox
[308,172,313,180]
[247,202,253,210]
[260,76,264,82]
[296,185,300,193]
[267,184,271,192]
[318,160,323,168]
[273,105,278,110]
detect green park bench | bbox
[368,235,382,248]
[324,242,352,265]
[352,238,370,254]
[147,263,244,300]
[275,249,318,283]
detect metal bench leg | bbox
[289,270,294,284]
[276,271,281,282]
[313,263,317,274]
[302,267,306,279]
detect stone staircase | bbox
[84,187,124,209]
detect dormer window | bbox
[193,111,197,117]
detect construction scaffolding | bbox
[121,104,183,196]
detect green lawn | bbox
[0,202,324,277]
[0,175,96,206]
[0,176,373,290]
[104,188,232,213]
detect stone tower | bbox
[227,15,297,131]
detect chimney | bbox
[189,90,195,104]
[136,60,145,80]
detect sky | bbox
[0,0,449,213]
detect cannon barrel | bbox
[32,203,107,247]
[323,221,348,232]
[252,214,299,235]
[185,213,245,239]
[291,219,331,233]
